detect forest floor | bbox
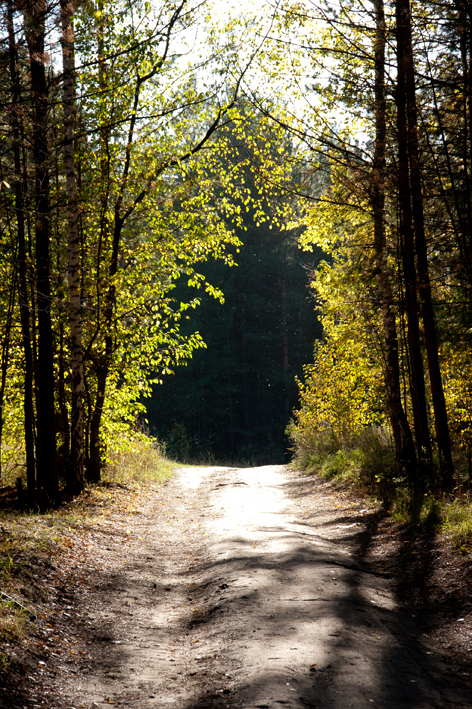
[1,464,472,709]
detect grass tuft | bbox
[291,425,472,559]
[0,599,30,641]
[442,496,472,551]
[291,426,395,500]
[104,439,174,486]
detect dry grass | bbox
[104,439,174,486]
[293,430,472,559]
[0,517,53,650]
[0,438,175,649]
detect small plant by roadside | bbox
[290,424,472,557]
[105,438,174,486]
[0,513,58,650]
[289,425,396,497]
[441,496,472,553]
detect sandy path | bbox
[59,465,454,709]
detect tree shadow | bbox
[9,468,469,709]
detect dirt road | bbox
[44,465,469,708]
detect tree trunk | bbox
[23,0,58,506]
[61,0,85,495]
[87,362,106,482]
[87,213,122,482]
[398,0,454,490]
[459,2,472,274]
[372,0,417,479]
[281,277,290,420]
[395,0,432,482]
[85,5,110,483]
[7,0,36,503]
[0,251,15,485]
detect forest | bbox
[0,0,471,506]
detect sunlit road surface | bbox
[178,464,445,709]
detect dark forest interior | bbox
[147,219,322,464]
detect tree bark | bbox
[281,277,290,420]
[61,0,85,494]
[86,4,109,483]
[395,0,432,481]
[397,0,454,490]
[87,363,106,482]
[372,0,417,479]
[458,1,472,273]
[7,0,36,503]
[23,0,58,505]
[87,214,122,482]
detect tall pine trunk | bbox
[372,0,417,478]
[281,277,290,421]
[61,0,85,494]
[459,3,472,275]
[397,0,454,490]
[23,0,58,505]
[7,0,36,503]
[395,0,432,485]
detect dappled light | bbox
[1,0,472,706]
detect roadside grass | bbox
[105,439,174,486]
[439,496,472,553]
[291,426,472,556]
[295,428,395,499]
[389,491,472,554]
[0,438,174,652]
[0,512,58,656]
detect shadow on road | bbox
[11,465,469,709]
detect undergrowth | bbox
[1,436,174,491]
[390,492,472,554]
[0,514,57,646]
[292,427,395,497]
[437,496,472,553]
[290,425,472,555]
[105,438,174,486]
